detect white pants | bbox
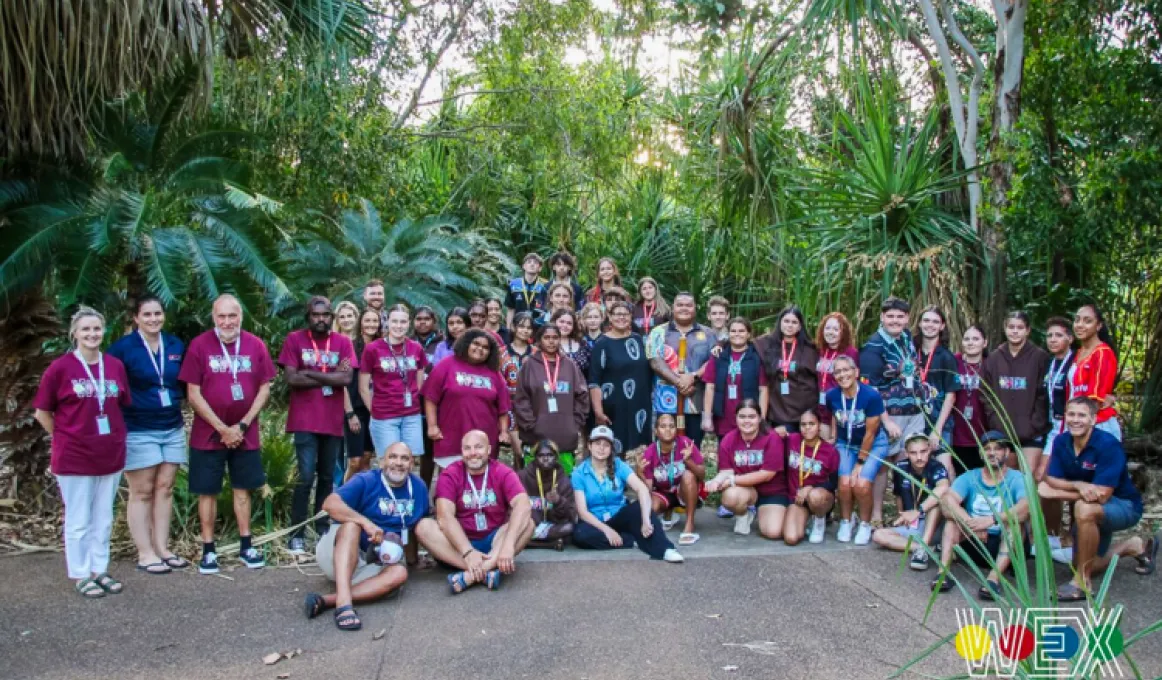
[57,473,121,579]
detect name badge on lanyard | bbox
[467,467,490,533]
[218,331,245,402]
[780,381,790,396]
[75,351,110,435]
[475,513,488,531]
[139,331,172,407]
[403,391,413,408]
[964,405,974,419]
[231,383,245,401]
[818,390,826,405]
[728,384,738,400]
[382,473,412,545]
[547,397,559,413]
[322,386,333,397]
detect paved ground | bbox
[2,509,1161,680]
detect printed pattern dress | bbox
[588,333,654,453]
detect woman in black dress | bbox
[588,301,653,454]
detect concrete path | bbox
[2,509,1160,680]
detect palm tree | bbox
[286,198,513,316]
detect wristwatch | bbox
[345,411,356,419]
[238,420,250,433]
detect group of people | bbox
[32,251,1156,629]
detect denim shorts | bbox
[1097,496,1142,556]
[1096,418,1123,442]
[369,414,425,459]
[836,430,890,481]
[125,427,187,471]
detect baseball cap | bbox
[980,430,1013,448]
[588,426,623,455]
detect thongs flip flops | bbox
[679,533,700,546]
[1134,531,1160,576]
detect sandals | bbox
[304,592,326,620]
[484,569,502,591]
[161,554,190,570]
[136,561,172,575]
[447,571,470,595]
[75,577,105,599]
[1057,583,1087,602]
[978,580,1001,601]
[1134,531,1160,576]
[931,576,953,593]
[552,538,565,552]
[679,532,700,546]
[334,605,362,631]
[94,573,123,594]
[661,517,679,531]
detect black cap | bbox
[980,430,1013,448]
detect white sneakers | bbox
[854,521,873,546]
[837,519,853,543]
[808,516,826,544]
[733,509,756,535]
[663,548,685,563]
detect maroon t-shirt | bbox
[435,459,527,540]
[361,338,428,420]
[179,330,277,451]
[785,433,840,498]
[703,350,769,436]
[642,435,703,493]
[952,354,987,447]
[815,346,860,420]
[717,429,787,497]
[34,353,132,476]
[279,329,356,437]
[419,357,511,458]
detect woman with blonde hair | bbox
[545,281,576,317]
[632,276,671,336]
[34,307,132,598]
[579,302,606,349]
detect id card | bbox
[964,405,973,419]
[96,415,111,435]
[780,381,790,396]
[547,397,559,413]
[904,376,914,389]
[818,390,827,405]
[231,383,245,401]
[474,512,488,531]
[403,391,413,408]
[601,511,612,522]
[321,386,333,397]
[534,521,553,540]
[908,516,921,530]
[159,388,172,407]
[400,527,409,546]
[728,384,738,400]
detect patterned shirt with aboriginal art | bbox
[279,329,357,437]
[645,322,715,416]
[179,329,277,451]
[859,328,922,417]
[419,357,511,459]
[435,459,527,540]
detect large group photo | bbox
[2,1,1162,679]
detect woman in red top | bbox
[33,307,132,598]
[1071,303,1120,440]
[585,257,622,305]
[950,324,987,474]
[783,410,839,546]
[632,276,671,335]
[814,312,859,441]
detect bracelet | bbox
[461,548,476,558]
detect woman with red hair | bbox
[814,312,859,441]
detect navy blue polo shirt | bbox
[107,331,185,432]
[1047,428,1142,513]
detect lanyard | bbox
[138,331,165,387]
[309,332,332,373]
[798,439,821,489]
[919,344,937,384]
[642,302,655,334]
[466,466,490,509]
[536,469,557,505]
[728,351,743,383]
[74,351,107,413]
[961,359,981,393]
[519,278,538,307]
[877,327,915,368]
[418,333,438,350]
[840,388,859,442]
[1047,351,1072,413]
[387,339,411,384]
[215,329,241,383]
[660,442,678,486]
[781,338,797,380]
[380,473,413,522]
[542,353,561,393]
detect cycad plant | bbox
[0,68,293,324]
[286,197,512,315]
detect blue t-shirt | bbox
[106,331,185,432]
[337,470,429,549]
[951,468,1027,534]
[571,457,634,521]
[893,459,949,518]
[825,383,885,445]
[1047,428,1143,513]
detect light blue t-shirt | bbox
[951,468,1026,535]
[571,457,634,521]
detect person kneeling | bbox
[517,440,576,550]
[785,411,840,545]
[934,431,1028,599]
[872,434,949,570]
[571,426,685,562]
[642,414,706,546]
[417,430,534,594]
[307,442,429,631]
[706,400,788,540]
[1039,397,1156,602]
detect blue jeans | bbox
[291,433,341,539]
[369,415,425,460]
[836,430,890,481]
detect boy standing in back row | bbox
[506,253,548,327]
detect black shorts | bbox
[959,532,1003,567]
[1019,435,1046,449]
[756,494,790,507]
[188,448,266,495]
[344,407,373,460]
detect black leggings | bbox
[573,501,674,559]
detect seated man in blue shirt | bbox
[935,431,1029,598]
[304,442,432,631]
[1039,397,1156,601]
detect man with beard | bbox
[279,296,357,555]
[305,442,431,631]
[363,278,386,326]
[418,430,533,593]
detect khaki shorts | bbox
[315,525,384,586]
[887,413,928,458]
